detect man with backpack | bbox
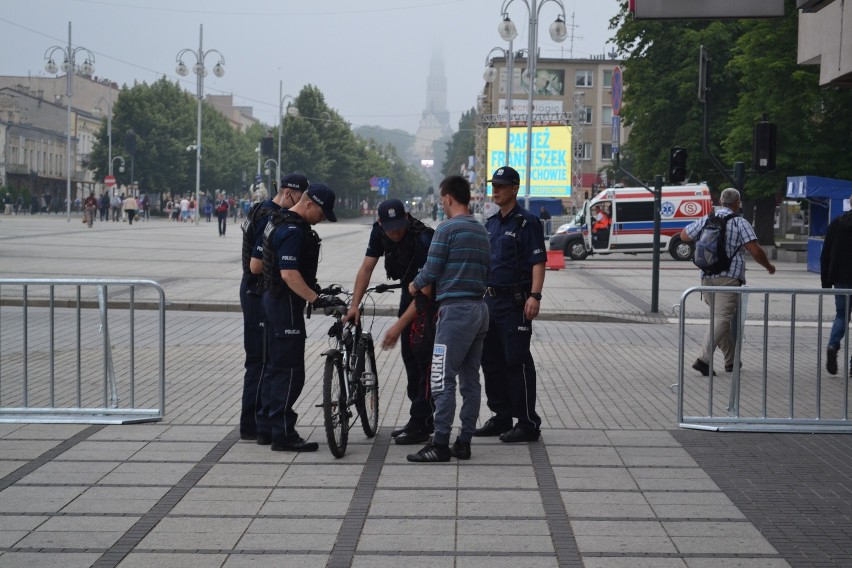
[680,187,775,376]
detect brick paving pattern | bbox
[0,215,846,567]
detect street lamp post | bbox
[112,156,126,175]
[175,24,225,225]
[499,0,567,209]
[483,44,516,166]
[93,90,114,179]
[277,81,298,185]
[44,21,95,222]
[264,159,278,194]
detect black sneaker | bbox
[450,440,471,460]
[406,442,451,462]
[473,417,512,437]
[256,433,272,446]
[691,359,717,377]
[827,346,838,375]
[394,429,431,445]
[724,361,743,373]
[500,426,541,443]
[271,436,319,452]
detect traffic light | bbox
[752,120,777,172]
[669,147,688,183]
[260,136,274,157]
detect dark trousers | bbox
[218,214,227,235]
[239,277,265,437]
[400,323,434,429]
[257,291,307,443]
[480,295,541,430]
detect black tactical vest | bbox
[241,203,265,274]
[380,214,434,283]
[262,210,321,298]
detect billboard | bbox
[499,68,566,96]
[487,125,572,198]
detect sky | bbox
[0,0,621,134]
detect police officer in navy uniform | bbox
[256,183,339,452]
[345,199,436,444]
[475,166,547,443]
[238,174,308,441]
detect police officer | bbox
[238,174,308,441]
[256,184,339,452]
[345,199,436,445]
[475,166,547,443]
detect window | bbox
[602,143,613,161]
[602,106,613,125]
[616,201,655,223]
[575,70,593,87]
[575,142,592,161]
[579,106,593,124]
[603,69,613,88]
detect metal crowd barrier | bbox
[675,286,851,433]
[0,279,166,424]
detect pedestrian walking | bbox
[83,192,98,228]
[215,194,229,236]
[820,194,852,375]
[123,194,138,226]
[680,187,776,376]
[345,198,436,445]
[256,184,339,452]
[475,166,547,443]
[406,175,490,462]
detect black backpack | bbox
[693,213,737,275]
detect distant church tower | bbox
[413,50,453,163]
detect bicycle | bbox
[313,282,401,458]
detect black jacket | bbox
[820,210,852,288]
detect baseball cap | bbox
[307,183,337,222]
[487,166,521,186]
[377,199,409,231]
[280,173,309,192]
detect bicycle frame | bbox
[317,282,401,457]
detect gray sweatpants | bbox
[430,299,489,446]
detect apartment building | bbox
[478,54,628,208]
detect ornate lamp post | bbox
[483,45,517,166]
[44,21,95,222]
[277,81,299,185]
[93,90,114,178]
[175,24,225,225]
[498,0,567,209]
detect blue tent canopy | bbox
[786,176,852,272]
[787,175,852,200]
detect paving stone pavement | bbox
[0,214,850,567]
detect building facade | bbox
[798,0,852,86]
[478,55,628,210]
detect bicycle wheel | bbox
[323,354,349,458]
[355,335,380,438]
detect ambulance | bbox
[548,184,713,261]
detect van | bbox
[548,184,713,261]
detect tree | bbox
[442,107,476,178]
[722,0,852,242]
[611,4,740,189]
[610,0,852,245]
[90,77,258,198]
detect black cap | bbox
[280,173,309,192]
[377,199,408,231]
[307,183,337,222]
[487,166,521,185]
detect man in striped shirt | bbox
[406,175,491,462]
[680,187,775,376]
